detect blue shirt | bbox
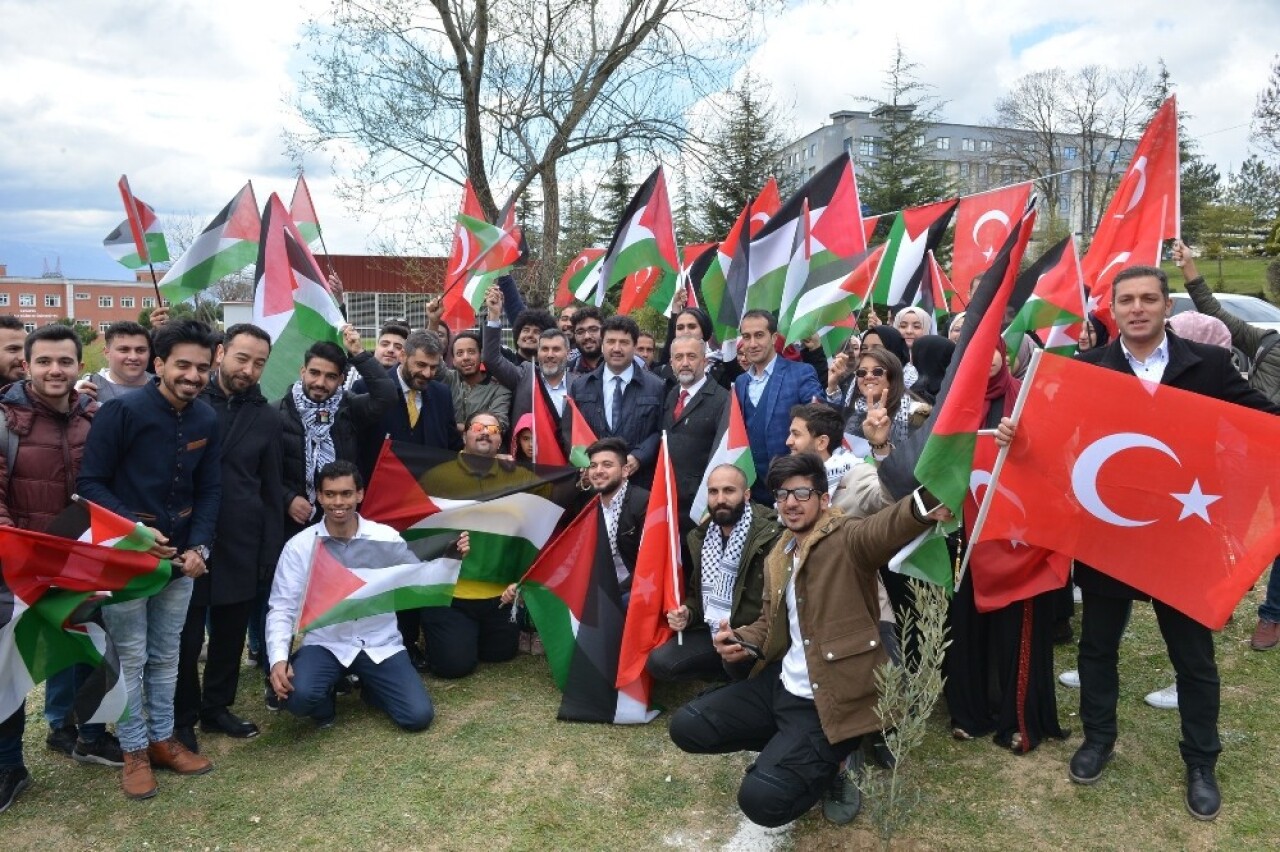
[747,354,778,407]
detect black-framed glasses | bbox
[773,487,817,503]
[855,367,887,378]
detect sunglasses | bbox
[469,423,501,435]
[855,367,887,378]
[773,487,817,503]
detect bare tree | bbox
[992,69,1070,215]
[1253,54,1280,158]
[290,0,770,294]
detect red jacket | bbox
[0,382,97,532]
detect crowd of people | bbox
[2,240,1277,830]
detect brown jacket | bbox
[735,498,930,744]
[0,382,97,532]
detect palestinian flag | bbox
[158,182,261,304]
[598,166,679,311]
[910,250,948,333]
[290,173,322,246]
[519,499,659,724]
[442,212,521,330]
[297,536,462,633]
[888,517,959,593]
[870,199,958,309]
[1003,236,1086,356]
[704,178,781,348]
[616,434,680,687]
[744,155,864,318]
[565,397,598,469]
[532,378,569,466]
[912,198,1037,515]
[361,441,578,597]
[786,244,886,346]
[555,248,605,308]
[104,184,168,270]
[253,192,345,400]
[1,517,171,724]
[689,392,755,522]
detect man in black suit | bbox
[566,315,666,486]
[585,438,647,599]
[999,265,1280,821]
[481,288,577,434]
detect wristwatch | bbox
[189,545,210,561]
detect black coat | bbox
[352,364,461,483]
[1074,331,1280,599]
[660,380,729,520]
[193,380,285,606]
[567,365,666,477]
[609,483,649,591]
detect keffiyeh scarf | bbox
[699,502,753,628]
[292,381,344,503]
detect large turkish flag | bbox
[977,353,1280,628]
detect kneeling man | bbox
[267,461,446,731]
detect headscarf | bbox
[1085,312,1110,349]
[862,324,910,366]
[985,336,1018,413]
[908,335,956,404]
[510,413,534,460]
[1010,333,1038,379]
[947,312,967,339]
[895,305,936,337]
[1169,312,1231,350]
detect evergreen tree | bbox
[598,146,636,234]
[1225,155,1280,222]
[672,159,704,245]
[858,43,957,214]
[700,74,791,240]
[1147,60,1221,244]
[558,182,602,269]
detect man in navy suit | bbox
[566,315,666,486]
[734,309,825,504]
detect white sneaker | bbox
[1144,684,1178,709]
[1059,669,1080,688]
[1072,586,1083,604]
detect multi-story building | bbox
[779,106,1136,237]
[0,264,161,334]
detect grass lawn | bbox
[1163,257,1278,302]
[6,583,1279,850]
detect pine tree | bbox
[598,146,636,234]
[858,44,957,214]
[700,74,792,240]
[558,182,602,269]
[672,159,704,245]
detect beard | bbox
[710,500,746,528]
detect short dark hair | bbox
[464,409,501,430]
[25,323,82,362]
[452,330,481,353]
[571,307,604,329]
[637,331,656,345]
[585,436,629,464]
[304,340,348,374]
[1112,265,1170,299]
[539,328,570,348]
[740,309,777,335]
[378,320,411,340]
[223,323,272,352]
[601,315,639,343]
[513,308,556,336]
[315,459,364,493]
[152,319,217,362]
[105,320,149,345]
[789,403,843,450]
[0,316,23,332]
[765,452,827,494]
[405,330,444,358]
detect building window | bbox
[1063,146,1078,160]
[842,137,853,157]
[936,137,950,150]
[99,296,113,308]
[0,294,8,306]
[859,135,875,156]
[99,322,111,333]
[121,297,135,309]
[23,323,36,333]
[959,162,970,177]
[1059,194,1072,216]
[19,294,35,307]
[863,158,876,170]
[977,164,988,180]
[914,134,925,148]
[980,139,993,152]
[75,292,89,300]
[961,138,975,152]
[1002,165,1016,183]
[45,294,61,308]
[808,144,817,158]
[75,319,90,327]
[142,297,156,309]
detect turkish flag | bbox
[978,353,1280,628]
[965,435,1072,612]
[951,181,1033,306]
[1081,96,1179,336]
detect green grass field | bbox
[1164,257,1277,302]
[6,584,1279,850]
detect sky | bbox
[1,0,1276,281]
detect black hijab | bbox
[908,335,956,404]
[862,324,911,366]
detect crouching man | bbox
[668,453,948,828]
[266,460,461,732]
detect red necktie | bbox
[674,389,689,420]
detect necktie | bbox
[406,389,420,428]
[610,376,624,431]
[674,389,689,420]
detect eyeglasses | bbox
[575,325,602,336]
[469,423,501,435]
[773,487,817,503]
[855,367,887,378]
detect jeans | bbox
[285,646,434,731]
[0,706,24,768]
[1259,554,1280,624]
[100,576,193,752]
[43,665,107,742]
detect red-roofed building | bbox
[321,254,446,338]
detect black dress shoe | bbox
[1068,740,1114,784]
[173,724,200,753]
[200,710,260,739]
[1186,765,1221,820]
[407,644,430,673]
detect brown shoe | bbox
[148,738,213,776]
[122,749,158,800]
[1251,618,1280,651]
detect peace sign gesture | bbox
[862,387,892,450]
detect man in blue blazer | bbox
[733,309,825,504]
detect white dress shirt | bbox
[1121,333,1171,384]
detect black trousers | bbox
[175,598,255,727]
[1078,592,1221,768]
[419,597,520,679]
[669,662,859,828]
[646,628,754,683]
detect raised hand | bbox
[340,323,363,355]
[485,287,503,322]
[862,387,892,449]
